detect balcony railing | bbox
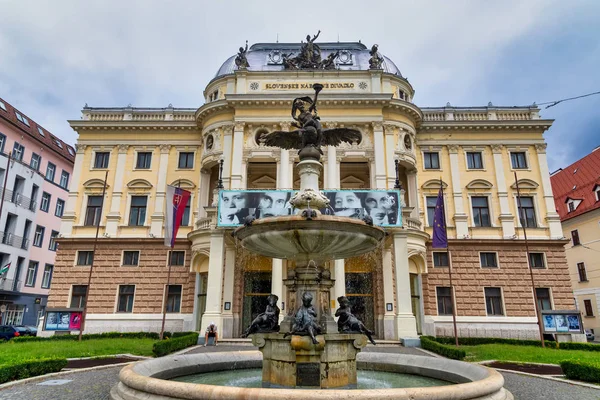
[0,278,22,292]
[0,189,36,211]
[422,106,540,122]
[404,217,422,230]
[0,231,29,250]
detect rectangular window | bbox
[436,287,453,315]
[40,192,51,212]
[0,133,5,152]
[166,285,182,313]
[76,251,94,266]
[122,251,140,266]
[485,287,504,316]
[70,285,88,308]
[480,252,498,268]
[84,196,103,226]
[37,126,45,136]
[25,261,38,287]
[128,196,147,226]
[48,230,58,251]
[466,152,483,169]
[472,196,491,227]
[535,288,552,311]
[45,162,56,181]
[181,201,191,226]
[571,230,580,246]
[59,171,70,189]
[577,262,588,282]
[168,250,185,266]
[117,285,135,313]
[433,252,449,267]
[529,252,545,269]
[55,199,65,217]
[136,152,152,169]
[517,196,537,228]
[511,152,528,169]
[94,152,110,169]
[423,152,440,169]
[15,111,29,126]
[33,225,45,247]
[12,142,24,161]
[41,264,53,289]
[568,201,575,212]
[584,299,594,317]
[30,153,41,171]
[426,196,437,226]
[0,100,5,111]
[178,152,194,169]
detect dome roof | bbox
[214,42,402,79]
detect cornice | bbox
[420,119,554,132]
[68,121,198,132]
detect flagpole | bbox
[79,170,109,341]
[514,171,545,348]
[440,178,459,347]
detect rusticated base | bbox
[252,333,367,389]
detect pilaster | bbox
[491,144,516,238]
[406,169,419,219]
[106,145,129,236]
[447,144,468,238]
[382,245,396,339]
[326,146,337,189]
[278,122,291,189]
[150,145,171,237]
[222,245,236,337]
[372,122,386,189]
[221,124,234,189]
[230,123,245,189]
[61,144,86,237]
[200,231,225,333]
[271,259,284,322]
[535,143,563,238]
[383,124,396,189]
[392,232,418,339]
[198,169,211,219]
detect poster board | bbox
[541,310,583,334]
[44,308,83,331]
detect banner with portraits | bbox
[44,309,82,331]
[541,311,583,334]
[217,189,403,228]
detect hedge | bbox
[10,331,195,343]
[560,360,600,384]
[431,336,557,348]
[558,342,600,352]
[420,336,466,360]
[152,332,200,357]
[0,358,68,384]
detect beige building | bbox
[551,147,600,337]
[46,40,575,341]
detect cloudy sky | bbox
[1,0,598,171]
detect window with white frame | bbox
[529,252,545,269]
[594,185,600,202]
[40,192,51,212]
[168,251,185,266]
[46,162,56,181]
[536,288,552,311]
[426,196,437,226]
[510,152,528,169]
[117,285,135,313]
[122,251,140,266]
[166,285,182,313]
[567,200,576,212]
[37,126,45,136]
[0,133,5,152]
[178,152,194,169]
[433,252,449,267]
[181,201,191,226]
[480,252,498,268]
[12,142,24,161]
[59,171,69,189]
[584,299,594,317]
[423,152,440,169]
[70,285,88,308]
[571,229,581,246]
[41,264,53,289]
[128,196,147,226]
[25,261,38,287]
[135,152,152,169]
[466,152,484,169]
[30,153,41,171]
[0,100,6,111]
[471,196,491,227]
[33,225,45,247]
[484,287,504,316]
[48,230,58,251]
[55,199,65,217]
[94,152,110,169]
[85,196,103,226]
[15,111,29,126]
[517,196,537,228]
[76,251,94,266]
[436,287,453,315]
[577,262,587,282]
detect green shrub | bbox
[561,360,600,384]
[10,331,196,343]
[559,342,600,352]
[152,332,199,357]
[420,336,466,360]
[0,358,68,384]
[431,336,557,348]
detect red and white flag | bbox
[164,185,191,248]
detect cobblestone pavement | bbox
[1,346,599,400]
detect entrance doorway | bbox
[242,272,272,331]
[409,273,422,334]
[345,273,374,331]
[195,273,207,331]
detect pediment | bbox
[510,179,538,190]
[466,179,493,190]
[83,178,109,190]
[421,179,448,190]
[250,175,277,189]
[127,179,153,190]
[340,175,365,189]
[170,179,196,190]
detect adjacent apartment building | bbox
[0,97,75,326]
[551,146,600,336]
[47,40,574,340]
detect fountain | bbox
[110,83,513,399]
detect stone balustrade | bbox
[404,217,422,230]
[422,106,540,122]
[82,108,196,122]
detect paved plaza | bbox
[1,346,598,400]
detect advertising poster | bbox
[45,312,58,330]
[567,315,581,332]
[543,315,556,332]
[555,315,569,332]
[69,312,82,330]
[217,189,402,228]
[57,312,70,330]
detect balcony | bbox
[0,278,22,292]
[0,231,29,250]
[422,106,541,122]
[0,189,36,211]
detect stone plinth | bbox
[252,333,367,389]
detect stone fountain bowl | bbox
[233,215,386,264]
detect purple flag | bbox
[432,186,448,248]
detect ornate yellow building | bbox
[48,41,575,341]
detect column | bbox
[491,144,515,238]
[192,272,201,331]
[150,145,171,237]
[333,260,345,314]
[221,125,233,189]
[384,124,396,189]
[372,122,387,189]
[230,123,245,189]
[393,232,418,340]
[382,245,396,339]
[222,245,236,337]
[278,122,291,189]
[61,144,86,237]
[535,143,563,239]
[105,145,129,236]
[447,145,469,238]
[326,146,336,189]
[271,259,284,322]
[200,232,225,332]
[329,149,345,313]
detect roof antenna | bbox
[276,33,279,43]
[337,33,340,42]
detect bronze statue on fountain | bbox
[283,292,322,344]
[241,294,280,337]
[335,296,377,345]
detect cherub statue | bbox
[368,44,384,69]
[241,294,280,337]
[335,296,376,345]
[235,40,249,69]
[284,292,322,344]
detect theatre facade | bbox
[47,40,575,341]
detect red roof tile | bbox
[0,97,75,163]
[551,147,600,221]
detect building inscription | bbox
[264,82,355,90]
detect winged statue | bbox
[263,83,361,156]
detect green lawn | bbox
[0,338,157,364]
[458,344,600,365]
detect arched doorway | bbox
[191,252,209,331]
[408,254,425,335]
[344,251,381,332]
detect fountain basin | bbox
[110,351,513,400]
[233,215,386,264]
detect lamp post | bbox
[216,158,224,189]
[394,159,402,190]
